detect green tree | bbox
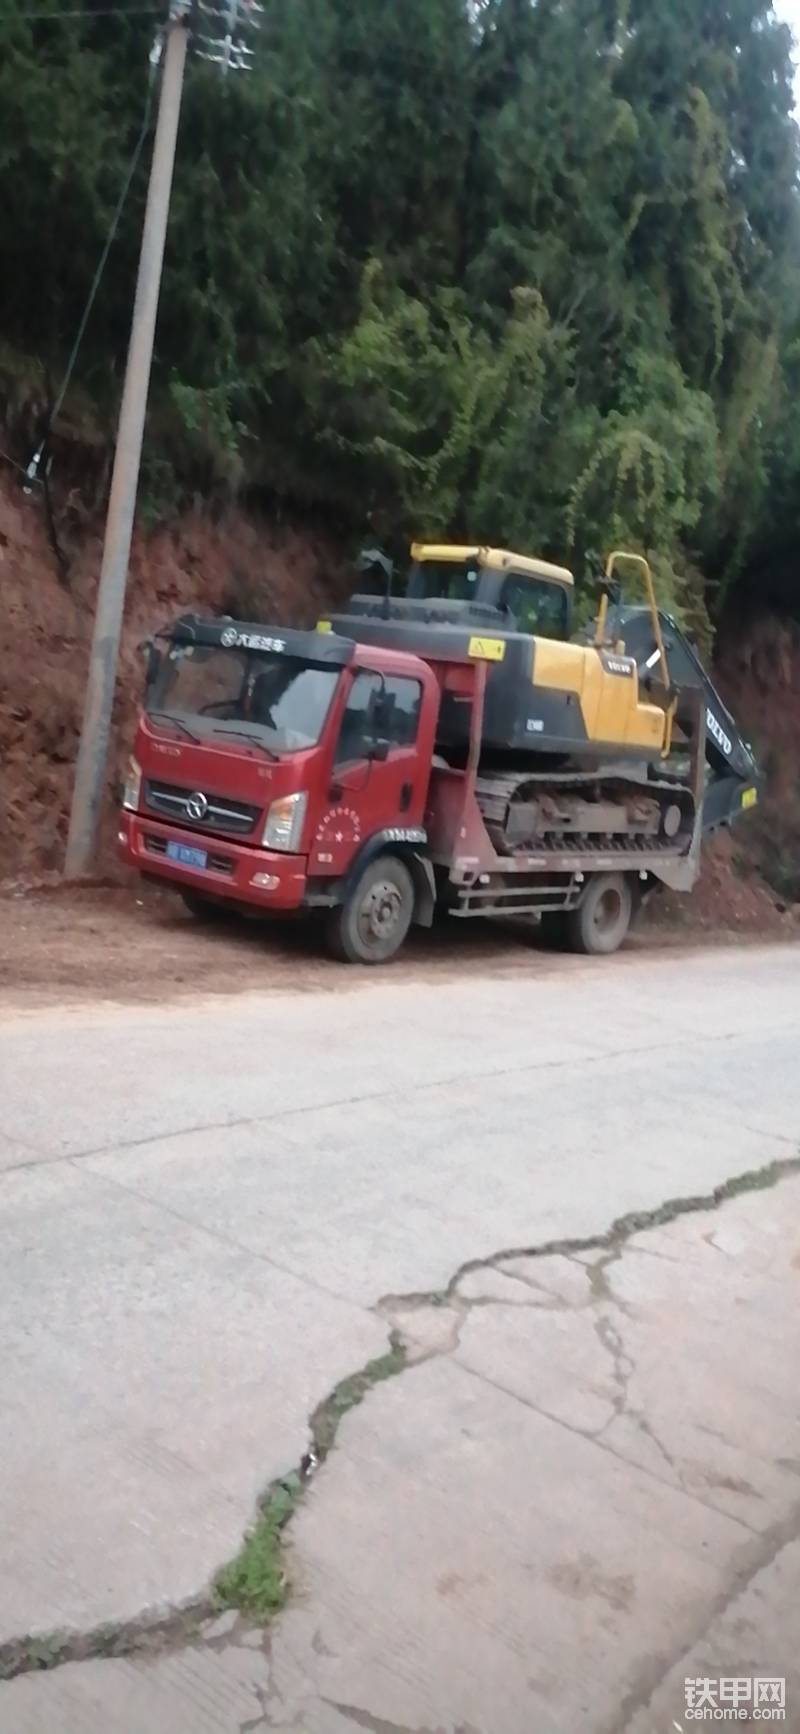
[1,0,799,623]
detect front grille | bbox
[144,778,260,837]
[143,832,235,877]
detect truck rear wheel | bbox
[565,872,632,956]
[327,856,415,964]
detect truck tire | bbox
[326,856,415,964]
[565,872,633,956]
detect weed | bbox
[213,1475,300,1620]
[311,1340,407,1459]
[213,1340,407,1619]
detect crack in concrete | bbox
[593,1312,635,1422]
[320,1703,486,1734]
[376,1152,800,1319]
[433,1356,760,1542]
[614,1497,800,1734]
[321,1701,448,1734]
[238,1672,282,1734]
[586,1244,632,1314]
[2,1149,797,1690]
[583,1249,683,1483]
[493,1263,585,1306]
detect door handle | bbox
[328,782,344,801]
[399,781,413,812]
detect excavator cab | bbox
[407,543,574,641]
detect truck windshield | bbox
[147,643,339,752]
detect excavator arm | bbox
[609,606,762,834]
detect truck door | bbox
[308,670,425,877]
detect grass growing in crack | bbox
[311,1340,407,1458]
[213,1475,300,1619]
[21,1636,68,1674]
[213,1340,407,1621]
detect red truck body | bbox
[119,617,703,960]
[120,636,472,909]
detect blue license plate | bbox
[166,841,208,870]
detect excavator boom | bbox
[608,606,761,833]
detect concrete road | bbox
[1,941,799,1730]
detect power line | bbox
[0,6,164,20]
[0,445,29,477]
[24,56,156,491]
[54,75,155,423]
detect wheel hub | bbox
[592,887,623,936]
[361,881,402,943]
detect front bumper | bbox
[119,812,307,910]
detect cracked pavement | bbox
[1,941,799,1731]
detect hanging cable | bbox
[0,445,30,477]
[24,48,158,492]
[0,7,165,20]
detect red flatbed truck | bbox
[118,614,707,962]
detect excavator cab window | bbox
[499,575,570,640]
[409,560,481,601]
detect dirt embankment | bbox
[0,464,798,938]
[716,614,800,909]
[644,613,800,939]
[0,470,350,879]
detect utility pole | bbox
[64,0,261,876]
[64,3,190,878]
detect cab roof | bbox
[352,640,435,678]
[163,615,355,665]
[410,543,574,588]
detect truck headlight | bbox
[263,791,307,852]
[122,756,142,812]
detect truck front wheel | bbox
[327,856,415,964]
[565,872,633,956]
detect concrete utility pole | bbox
[64,4,190,878]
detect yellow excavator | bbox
[323,542,760,854]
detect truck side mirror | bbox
[370,738,390,763]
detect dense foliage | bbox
[1,0,799,617]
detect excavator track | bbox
[476,770,696,857]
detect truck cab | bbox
[118,615,440,957]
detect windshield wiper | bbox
[212,726,279,760]
[146,709,201,744]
